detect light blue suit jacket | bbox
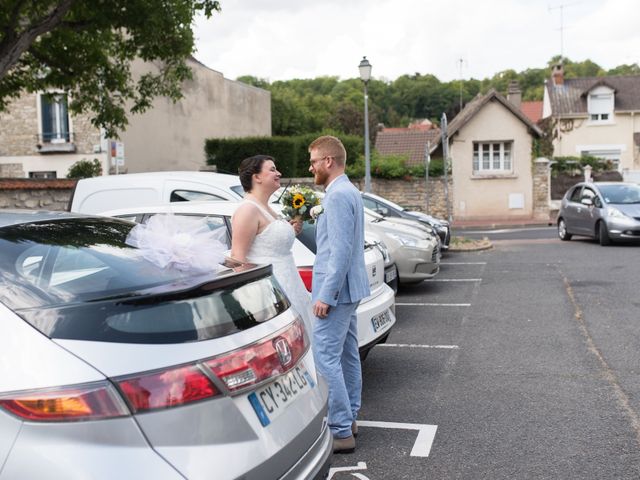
[312,175,370,306]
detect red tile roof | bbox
[0,179,77,189]
[520,101,543,123]
[374,128,441,166]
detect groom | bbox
[308,135,370,454]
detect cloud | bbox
[194,0,640,82]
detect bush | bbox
[551,155,616,176]
[67,158,102,179]
[347,153,445,179]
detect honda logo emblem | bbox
[274,337,292,366]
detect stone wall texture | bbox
[0,179,76,210]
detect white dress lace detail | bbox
[239,200,314,335]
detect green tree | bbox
[0,0,220,137]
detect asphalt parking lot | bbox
[328,232,640,479]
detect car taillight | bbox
[204,318,308,392]
[298,266,313,292]
[117,364,219,413]
[0,382,128,421]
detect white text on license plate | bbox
[371,310,392,332]
[248,365,315,427]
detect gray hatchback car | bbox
[557,182,640,245]
[0,210,331,479]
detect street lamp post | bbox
[359,56,372,193]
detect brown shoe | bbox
[333,435,356,454]
[352,421,358,438]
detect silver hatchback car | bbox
[557,182,640,245]
[0,211,331,479]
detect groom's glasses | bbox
[309,156,330,166]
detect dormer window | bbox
[587,86,614,123]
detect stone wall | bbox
[0,179,76,210]
[284,176,451,219]
[533,158,551,221]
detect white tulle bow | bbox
[125,214,227,274]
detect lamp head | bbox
[358,56,372,83]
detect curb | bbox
[448,239,493,252]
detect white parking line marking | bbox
[328,462,368,479]
[378,344,459,349]
[424,278,481,282]
[440,262,487,265]
[396,302,470,307]
[356,421,438,457]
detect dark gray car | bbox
[557,182,640,245]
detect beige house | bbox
[0,57,271,178]
[542,64,640,182]
[433,87,544,222]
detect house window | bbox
[29,171,57,179]
[587,91,613,123]
[473,142,512,173]
[40,93,70,143]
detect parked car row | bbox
[70,171,445,286]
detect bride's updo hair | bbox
[238,155,274,192]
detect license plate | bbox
[385,266,397,283]
[371,310,392,332]
[248,365,315,427]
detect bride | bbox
[230,155,314,336]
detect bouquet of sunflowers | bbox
[280,185,322,223]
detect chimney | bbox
[507,81,522,109]
[552,64,564,86]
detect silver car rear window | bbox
[0,218,289,343]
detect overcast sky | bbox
[193,0,640,83]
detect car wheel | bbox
[558,218,572,241]
[598,221,611,246]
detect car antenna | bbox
[276,179,292,203]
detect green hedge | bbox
[205,132,363,178]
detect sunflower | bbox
[292,193,305,209]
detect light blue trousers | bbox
[313,301,361,439]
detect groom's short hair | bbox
[309,136,346,167]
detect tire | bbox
[558,218,572,241]
[598,221,611,246]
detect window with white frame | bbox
[40,93,70,143]
[473,141,513,173]
[587,88,614,123]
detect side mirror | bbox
[375,207,388,215]
[581,197,593,206]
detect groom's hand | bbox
[313,300,330,319]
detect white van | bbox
[69,171,245,213]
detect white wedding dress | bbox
[239,200,315,336]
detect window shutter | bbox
[41,95,53,141]
[589,93,612,115]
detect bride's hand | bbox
[290,219,303,235]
